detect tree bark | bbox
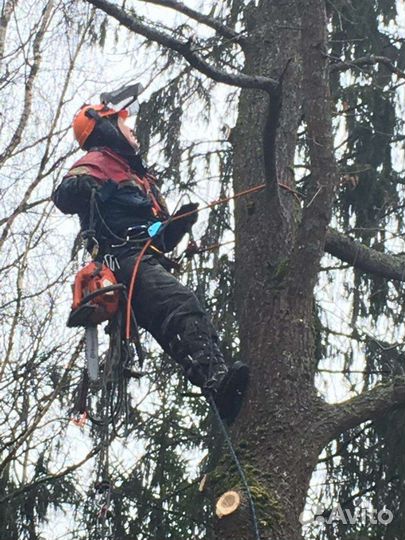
[225,0,314,538]
[218,1,337,539]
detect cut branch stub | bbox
[216,490,241,518]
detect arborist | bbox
[52,100,248,423]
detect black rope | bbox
[94,381,113,540]
[93,198,128,244]
[208,394,261,540]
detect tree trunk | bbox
[213,1,334,538]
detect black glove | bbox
[173,202,199,229]
[162,202,199,252]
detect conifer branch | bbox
[85,0,277,91]
[325,228,405,282]
[330,54,405,79]
[323,378,405,441]
[0,444,100,503]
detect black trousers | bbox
[115,254,220,377]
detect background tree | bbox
[3,0,405,539]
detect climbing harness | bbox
[122,183,269,340]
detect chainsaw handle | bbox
[78,283,125,307]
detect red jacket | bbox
[66,148,168,217]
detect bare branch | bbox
[325,228,405,281]
[0,1,53,165]
[84,0,277,91]
[0,0,19,69]
[0,197,50,227]
[323,377,405,441]
[137,0,244,45]
[330,54,405,79]
[0,13,89,249]
[0,340,82,475]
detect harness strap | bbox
[135,174,164,217]
[82,187,99,259]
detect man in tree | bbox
[52,102,248,422]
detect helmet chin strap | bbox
[107,127,146,175]
[117,120,139,151]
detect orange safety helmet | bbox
[72,103,128,148]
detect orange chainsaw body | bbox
[67,262,121,327]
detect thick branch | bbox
[137,0,244,44]
[325,228,405,281]
[289,0,339,297]
[323,378,405,441]
[85,0,277,91]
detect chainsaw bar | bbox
[85,326,99,382]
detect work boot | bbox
[181,342,249,424]
[192,341,250,423]
[168,319,228,388]
[207,361,249,425]
[184,344,227,389]
[167,320,249,423]
[182,350,249,424]
[187,339,228,390]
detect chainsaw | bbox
[67,261,124,381]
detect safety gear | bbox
[186,350,228,391]
[167,315,227,387]
[171,330,249,423]
[162,202,200,251]
[72,104,128,148]
[173,202,199,228]
[211,361,249,424]
[65,148,149,185]
[52,149,169,247]
[66,147,148,183]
